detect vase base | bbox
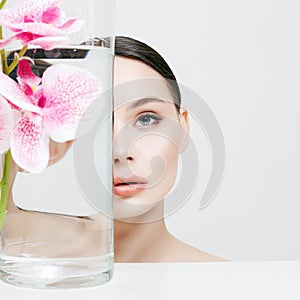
[0,254,114,289]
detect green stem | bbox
[0,26,8,73]
[0,0,9,73]
[0,1,28,229]
[0,0,24,229]
[0,0,7,10]
[0,17,8,230]
[6,44,28,75]
[0,151,11,228]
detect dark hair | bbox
[115,36,181,112]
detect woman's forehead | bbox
[114,56,162,84]
[114,57,175,108]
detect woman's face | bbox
[113,56,189,221]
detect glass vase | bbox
[0,0,115,289]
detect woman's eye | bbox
[135,113,162,127]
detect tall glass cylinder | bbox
[0,0,115,289]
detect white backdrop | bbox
[115,0,300,261]
[11,0,300,262]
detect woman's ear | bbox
[48,140,73,167]
[179,107,190,153]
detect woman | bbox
[3,36,227,262]
[113,36,226,262]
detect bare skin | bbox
[113,56,227,262]
[2,56,227,262]
[114,203,226,262]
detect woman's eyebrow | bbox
[127,97,165,110]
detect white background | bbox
[1,1,300,298]
[10,0,300,262]
[115,0,300,261]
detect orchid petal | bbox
[57,19,83,34]
[42,5,61,24]
[0,35,18,49]
[14,32,41,44]
[0,0,81,49]
[41,64,102,142]
[0,71,41,114]
[19,22,65,36]
[0,0,61,29]
[17,59,42,88]
[11,113,49,173]
[18,19,82,36]
[0,96,14,154]
[28,36,71,50]
[0,1,39,30]
[19,82,34,97]
[0,32,41,49]
[0,32,68,50]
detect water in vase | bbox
[0,44,114,289]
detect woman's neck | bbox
[114,201,172,262]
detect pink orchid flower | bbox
[0,0,82,50]
[0,95,14,155]
[0,60,101,173]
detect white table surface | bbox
[0,261,300,300]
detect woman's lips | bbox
[113,177,147,197]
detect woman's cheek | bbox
[161,141,179,191]
[134,136,179,190]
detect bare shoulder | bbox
[162,236,229,262]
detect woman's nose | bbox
[113,133,134,164]
[113,155,134,164]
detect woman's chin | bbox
[113,197,160,222]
